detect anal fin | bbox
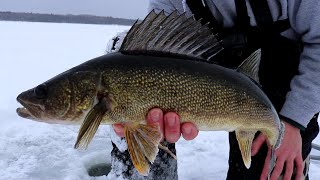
[235,130,256,169]
[125,124,162,176]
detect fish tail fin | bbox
[124,123,162,176]
[235,130,257,169]
[275,121,285,149]
[267,122,285,179]
[268,146,276,180]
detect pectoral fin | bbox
[124,124,162,176]
[74,97,109,149]
[235,130,256,169]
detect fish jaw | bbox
[16,93,84,125]
[16,107,36,120]
[16,90,44,121]
[16,106,81,124]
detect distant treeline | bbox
[0,11,137,25]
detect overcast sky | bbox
[0,0,149,19]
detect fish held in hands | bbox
[16,10,284,176]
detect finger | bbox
[181,122,199,140]
[164,112,181,143]
[270,157,285,180]
[252,133,267,156]
[283,158,294,180]
[260,147,271,180]
[294,156,304,180]
[147,108,164,140]
[113,123,125,137]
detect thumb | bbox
[251,133,267,156]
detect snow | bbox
[0,21,319,180]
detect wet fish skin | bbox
[17,70,100,124]
[18,51,280,142]
[16,10,283,177]
[16,51,281,175]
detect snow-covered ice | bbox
[0,21,319,180]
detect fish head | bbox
[16,71,99,124]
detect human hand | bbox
[112,108,199,143]
[251,121,304,180]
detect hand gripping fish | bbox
[17,10,284,177]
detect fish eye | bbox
[34,84,47,99]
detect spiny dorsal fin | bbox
[120,10,223,61]
[237,49,261,83]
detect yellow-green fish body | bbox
[81,52,280,141]
[16,10,283,176]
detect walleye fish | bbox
[17,10,284,176]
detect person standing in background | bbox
[112,0,320,179]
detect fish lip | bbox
[16,95,44,120]
[16,107,36,120]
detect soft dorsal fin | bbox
[120,10,223,61]
[237,49,261,83]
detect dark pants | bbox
[227,116,319,180]
[213,34,320,179]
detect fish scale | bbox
[82,53,277,133]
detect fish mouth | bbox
[16,107,35,119]
[16,94,44,120]
[16,103,43,120]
